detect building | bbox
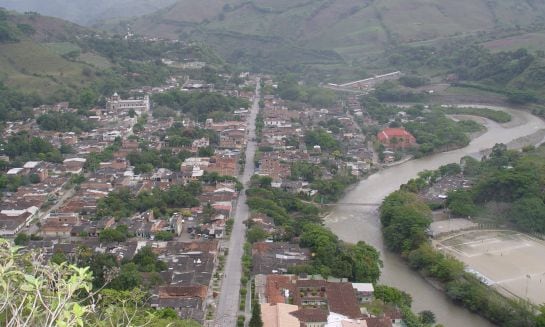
[352,283,374,303]
[377,128,416,149]
[261,303,301,327]
[106,92,150,115]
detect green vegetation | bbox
[0,82,40,122]
[246,177,381,282]
[399,75,429,88]
[290,162,322,182]
[361,100,507,157]
[248,299,263,327]
[404,111,483,157]
[1,131,62,163]
[304,129,339,151]
[380,148,545,326]
[276,75,337,107]
[374,81,427,103]
[154,231,175,241]
[152,90,249,121]
[99,224,130,243]
[96,184,200,219]
[311,174,357,203]
[386,43,545,101]
[37,112,96,132]
[437,107,511,123]
[0,239,198,327]
[85,139,121,171]
[446,144,545,234]
[119,0,545,82]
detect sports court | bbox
[436,230,545,305]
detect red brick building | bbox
[377,128,416,149]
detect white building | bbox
[106,92,150,115]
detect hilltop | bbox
[0,0,177,26]
[106,0,545,72]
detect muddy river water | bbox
[325,105,545,326]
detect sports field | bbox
[437,230,545,305]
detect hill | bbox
[109,0,545,73]
[0,9,224,101]
[0,10,106,96]
[0,0,177,26]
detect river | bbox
[325,105,545,327]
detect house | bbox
[252,242,310,275]
[63,158,87,174]
[0,212,33,236]
[191,138,209,152]
[352,283,374,303]
[151,285,207,322]
[261,303,301,327]
[376,128,416,150]
[219,129,246,149]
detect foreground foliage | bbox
[0,239,200,327]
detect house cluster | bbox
[25,238,220,322]
[255,80,374,192]
[0,71,260,323]
[255,274,403,327]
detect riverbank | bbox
[325,104,545,326]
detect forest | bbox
[385,41,545,103]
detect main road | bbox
[215,78,260,327]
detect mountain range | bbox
[99,0,545,71]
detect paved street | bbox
[214,79,260,327]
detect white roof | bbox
[214,187,235,193]
[63,158,87,163]
[23,161,40,169]
[352,283,374,293]
[7,168,24,175]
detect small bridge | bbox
[321,203,381,207]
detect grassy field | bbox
[43,42,81,56]
[0,41,96,94]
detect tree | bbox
[99,227,128,243]
[198,146,214,157]
[51,251,68,265]
[246,226,269,243]
[249,301,263,327]
[0,239,93,326]
[418,310,435,325]
[29,173,41,184]
[132,246,167,272]
[154,231,174,241]
[447,190,478,217]
[510,197,545,233]
[109,263,141,291]
[374,285,412,307]
[14,232,29,245]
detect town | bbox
[0,67,412,327]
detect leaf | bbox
[72,303,84,317]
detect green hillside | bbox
[0,9,224,101]
[113,0,545,71]
[0,10,110,96]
